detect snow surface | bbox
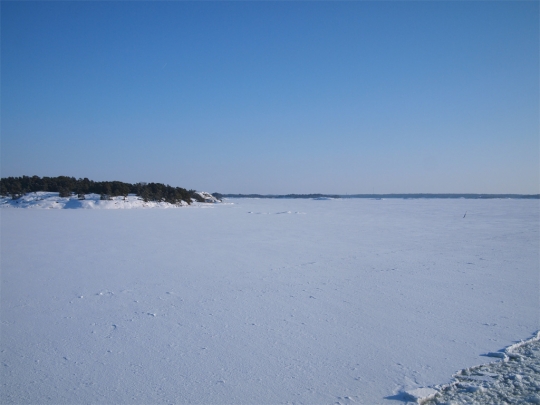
[1,198,538,404]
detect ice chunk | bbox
[404,387,438,403]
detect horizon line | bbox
[219,193,540,199]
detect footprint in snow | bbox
[334,395,359,404]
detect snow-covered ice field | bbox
[1,198,538,404]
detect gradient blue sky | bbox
[1,1,538,194]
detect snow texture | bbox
[1,198,538,404]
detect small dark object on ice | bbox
[463,211,467,218]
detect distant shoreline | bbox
[221,193,540,199]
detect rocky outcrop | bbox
[191,191,221,203]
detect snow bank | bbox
[0,192,220,209]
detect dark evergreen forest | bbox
[0,176,193,205]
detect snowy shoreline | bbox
[0,192,220,209]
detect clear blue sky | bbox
[1,1,538,194]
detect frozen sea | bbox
[1,198,538,404]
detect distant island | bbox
[0,175,221,205]
[220,193,539,199]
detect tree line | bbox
[0,176,194,205]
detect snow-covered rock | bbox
[191,191,221,203]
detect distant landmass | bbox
[220,193,539,199]
[0,175,219,205]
